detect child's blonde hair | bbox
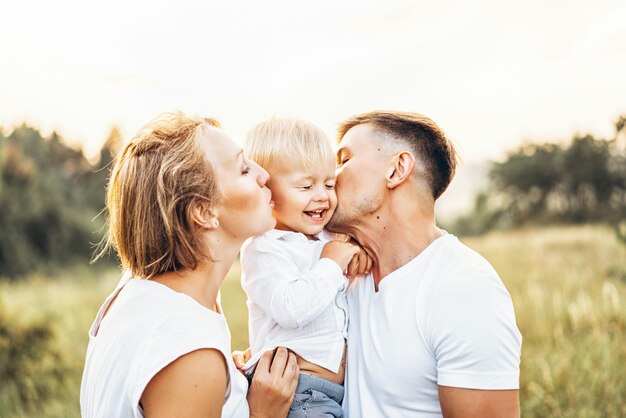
[244,117,335,173]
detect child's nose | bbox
[313,186,329,201]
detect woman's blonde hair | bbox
[244,117,335,173]
[95,112,221,279]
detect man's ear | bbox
[190,202,219,230]
[386,151,416,189]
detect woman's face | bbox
[201,126,276,241]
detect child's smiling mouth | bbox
[304,209,327,221]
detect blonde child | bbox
[240,118,370,417]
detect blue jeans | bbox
[288,373,344,418]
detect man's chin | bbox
[326,212,349,234]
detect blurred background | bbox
[1,0,625,417]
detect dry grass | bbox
[1,225,625,417]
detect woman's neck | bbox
[151,239,241,312]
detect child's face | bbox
[267,163,337,237]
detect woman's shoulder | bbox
[121,279,230,345]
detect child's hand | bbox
[346,247,373,279]
[320,240,360,271]
[232,348,251,372]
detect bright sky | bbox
[2,0,625,163]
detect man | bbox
[326,111,522,418]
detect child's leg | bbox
[288,373,344,418]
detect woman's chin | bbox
[256,217,277,236]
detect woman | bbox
[80,112,299,417]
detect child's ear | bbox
[386,151,416,189]
[190,203,219,230]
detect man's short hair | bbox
[338,111,457,200]
[244,117,335,174]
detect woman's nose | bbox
[255,163,270,187]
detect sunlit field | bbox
[1,225,625,417]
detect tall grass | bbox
[0,225,624,417]
[465,225,626,418]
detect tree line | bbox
[0,125,121,278]
[453,115,626,241]
[1,116,625,279]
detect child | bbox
[240,117,369,417]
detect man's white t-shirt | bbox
[342,234,522,418]
[80,273,249,418]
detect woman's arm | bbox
[141,348,227,418]
[141,347,298,418]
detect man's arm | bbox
[439,386,520,418]
[426,269,522,418]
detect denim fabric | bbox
[288,373,344,418]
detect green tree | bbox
[452,114,626,236]
[0,126,110,278]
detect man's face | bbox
[326,124,389,233]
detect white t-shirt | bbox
[80,273,249,418]
[342,234,522,418]
[241,229,348,373]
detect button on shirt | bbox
[240,229,349,373]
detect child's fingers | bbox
[357,251,368,275]
[346,255,359,278]
[365,254,374,273]
[232,350,247,370]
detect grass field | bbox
[1,224,625,417]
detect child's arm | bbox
[324,232,373,279]
[241,239,358,329]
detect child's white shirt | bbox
[240,229,348,373]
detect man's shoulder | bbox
[437,235,499,279]
[416,236,510,311]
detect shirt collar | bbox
[263,229,320,243]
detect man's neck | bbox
[350,205,444,290]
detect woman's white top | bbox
[240,229,349,373]
[80,273,249,418]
